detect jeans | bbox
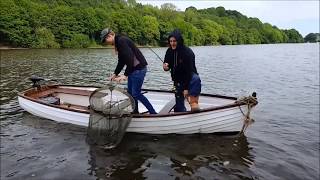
[174,73,201,112]
[127,67,157,114]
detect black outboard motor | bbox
[252,92,257,98]
[30,75,44,88]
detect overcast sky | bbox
[137,0,319,36]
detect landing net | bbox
[87,84,135,149]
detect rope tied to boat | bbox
[236,92,258,134]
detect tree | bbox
[219,30,232,45]
[48,6,81,44]
[216,6,226,17]
[62,33,90,48]
[246,28,262,44]
[0,0,35,47]
[74,7,100,39]
[304,33,320,43]
[185,6,197,12]
[198,19,221,45]
[158,20,173,46]
[0,0,307,48]
[109,10,143,42]
[32,27,60,48]
[141,15,160,45]
[171,18,202,46]
[160,3,176,11]
[283,29,304,43]
[126,0,137,7]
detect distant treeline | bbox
[304,33,320,43]
[0,0,315,48]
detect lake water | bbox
[1,43,319,179]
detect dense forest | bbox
[0,0,311,48]
[304,33,320,43]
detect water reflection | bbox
[88,133,256,179]
[16,113,256,179]
[2,44,318,179]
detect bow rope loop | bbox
[235,93,258,134]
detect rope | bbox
[236,95,258,134]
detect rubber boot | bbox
[189,96,200,112]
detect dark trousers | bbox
[174,82,187,112]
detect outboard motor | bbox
[252,92,257,98]
[30,75,44,88]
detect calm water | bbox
[1,43,319,180]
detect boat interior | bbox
[20,85,238,115]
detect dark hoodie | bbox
[114,35,148,76]
[164,29,198,90]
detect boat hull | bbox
[18,95,249,134]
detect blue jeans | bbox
[128,67,157,114]
[174,73,201,112]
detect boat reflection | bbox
[87,133,256,179]
[20,113,256,179]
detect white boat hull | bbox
[18,93,250,134]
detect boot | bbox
[189,96,200,112]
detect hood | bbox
[168,29,184,49]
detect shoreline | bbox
[1,42,317,50]
[0,45,162,50]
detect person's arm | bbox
[114,60,125,76]
[163,49,172,71]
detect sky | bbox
[137,0,319,36]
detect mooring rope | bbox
[236,95,258,134]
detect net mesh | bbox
[87,84,135,149]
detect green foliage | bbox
[158,20,174,46]
[283,29,304,43]
[172,18,199,46]
[246,29,262,44]
[62,33,90,48]
[0,0,307,48]
[0,0,34,47]
[219,31,232,45]
[199,19,221,45]
[141,16,160,45]
[161,3,177,11]
[32,27,60,48]
[304,33,320,42]
[108,8,144,43]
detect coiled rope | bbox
[235,93,258,134]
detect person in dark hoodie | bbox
[163,29,201,112]
[100,28,157,114]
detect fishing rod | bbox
[146,47,177,92]
[147,46,164,63]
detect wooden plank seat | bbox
[59,103,89,113]
[158,98,176,114]
[53,88,93,96]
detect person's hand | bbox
[183,90,189,98]
[109,74,117,81]
[114,75,127,83]
[163,63,169,71]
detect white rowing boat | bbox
[18,84,257,134]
